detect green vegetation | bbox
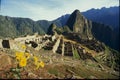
[72,46,80,60]
[0,15,45,38]
[62,26,72,33]
[48,68,58,76]
[95,45,120,71]
[104,46,119,70]
[55,27,63,34]
[47,23,71,35]
[47,23,57,35]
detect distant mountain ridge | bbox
[82,6,119,29]
[0,6,119,51]
[55,6,119,29]
[0,15,45,38]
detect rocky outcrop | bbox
[0,52,13,68]
[66,10,93,40]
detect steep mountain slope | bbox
[0,16,17,38]
[92,22,119,51]
[82,6,119,51]
[0,15,45,38]
[53,14,70,27]
[66,10,93,40]
[36,20,51,32]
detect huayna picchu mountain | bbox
[66,9,93,40]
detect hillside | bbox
[0,33,119,79]
[0,15,45,38]
[82,6,119,28]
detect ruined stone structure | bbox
[0,33,105,61]
[0,39,3,48]
[0,34,51,51]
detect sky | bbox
[0,0,119,21]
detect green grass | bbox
[48,68,58,76]
[68,64,119,79]
[72,46,80,60]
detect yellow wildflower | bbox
[19,52,24,56]
[36,62,40,69]
[35,61,45,69]
[15,52,24,61]
[33,56,38,65]
[25,52,30,59]
[21,44,26,49]
[16,56,21,61]
[19,57,27,67]
[15,52,20,57]
[15,52,21,60]
[39,61,45,68]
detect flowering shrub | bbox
[11,44,45,79]
[19,57,27,67]
[15,52,28,67]
[15,51,45,69]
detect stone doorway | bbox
[2,40,10,48]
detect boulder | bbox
[0,52,13,68]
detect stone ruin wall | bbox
[0,34,52,52]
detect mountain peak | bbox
[74,9,80,14]
[72,9,83,18]
[66,9,93,40]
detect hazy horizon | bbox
[0,0,119,21]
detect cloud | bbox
[0,0,119,21]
